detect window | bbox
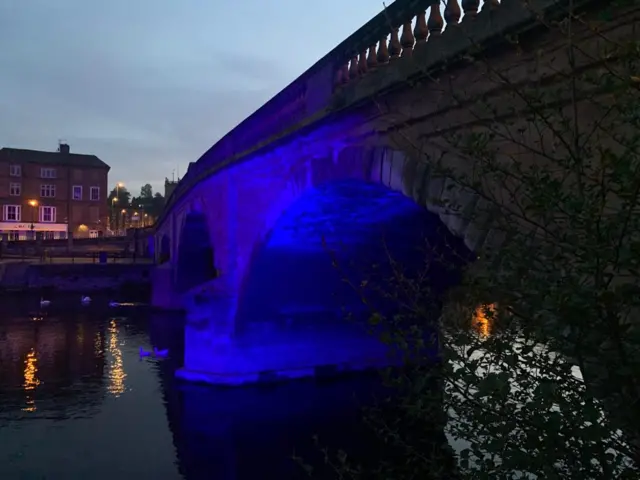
[40,184,56,198]
[72,185,83,200]
[40,167,56,179]
[9,165,21,177]
[9,183,21,196]
[90,186,100,201]
[39,206,56,223]
[3,205,21,221]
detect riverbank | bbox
[0,261,152,294]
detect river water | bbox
[0,294,412,480]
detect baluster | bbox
[341,63,350,84]
[377,36,390,64]
[388,27,401,60]
[358,50,368,74]
[400,20,415,57]
[427,4,444,35]
[413,10,429,44]
[444,0,462,26]
[348,55,359,80]
[367,44,378,69]
[462,0,480,17]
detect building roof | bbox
[0,147,110,169]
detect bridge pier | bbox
[175,283,396,386]
[176,323,394,386]
[150,264,183,310]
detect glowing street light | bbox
[27,200,38,237]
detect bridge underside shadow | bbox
[176,212,217,293]
[178,180,471,385]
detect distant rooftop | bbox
[0,144,110,169]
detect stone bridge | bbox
[151,0,637,385]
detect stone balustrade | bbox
[333,0,501,90]
[158,0,593,230]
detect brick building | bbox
[0,143,110,240]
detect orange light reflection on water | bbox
[473,303,496,339]
[22,349,41,412]
[107,319,127,397]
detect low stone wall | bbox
[0,263,152,292]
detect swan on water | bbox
[81,296,91,305]
[153,347,169,357]
[40,297,50,308]
[109,301,140,308]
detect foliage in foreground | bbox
[301,1,640,478]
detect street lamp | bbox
[28,200,38,239]
[121,209,126,233]
[113,182,124,234]
[111,197,118,232]
[115,182,124,203]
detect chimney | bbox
[58,143,70,154]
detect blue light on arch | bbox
[236,179,472,336]
[264,180,427,251]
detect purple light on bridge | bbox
[171,113,475,385]
[225,179,471,379]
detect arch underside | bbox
[235,178,472,348]
[159,235,170,263]
[175,144,493,384]
[176,212,217,294]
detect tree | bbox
[147,192,165,218]
[131,191,165,219]
[305,1,640,478]
[107,185,130,208]
[140,183,153,198]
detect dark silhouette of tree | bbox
[107,185,130,208]
[140,183,153,198]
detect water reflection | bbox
[22,349,40,412]
[0,310,107,420]
[107,319,126,396]
[1,299,454,479]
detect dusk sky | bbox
[0,0,386,196]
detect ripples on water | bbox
[0,294,400,479]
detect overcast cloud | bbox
[0,0,384,195]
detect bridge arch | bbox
[245,145,492,262]
[175,211,217,293]
[235,176,473,338]
[158,234,171,264]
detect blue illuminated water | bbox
[0,295,402,479]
